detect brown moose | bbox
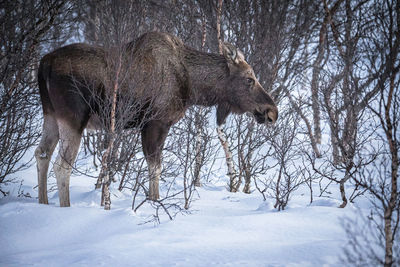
[35,32,278,207]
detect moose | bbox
[35,32,278,207]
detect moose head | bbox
[216,42,278,126]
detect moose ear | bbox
[216,103,231,126]
[222,42,244,65]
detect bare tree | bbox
[0,0,76,195]
[343,82,399,265]
[313,0,399,208]
[75,0,159,209]
[193,9,210,187]
[342,0,400,265]
[214,0,240,192]
[217,0,321,195]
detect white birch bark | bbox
[215,0,240,192]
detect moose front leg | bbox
[148,159,162,201]
[141,121,170,201]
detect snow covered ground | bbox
[0,159,368,267]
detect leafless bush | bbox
[192,107,217,187]
[342,0,400,263]
[0,1,77,195]
[217,114,275,194]
[69,0,154,209]
[215,0,321,194]
[117,107,217,222]
[253,107,306,210]
[163,107,218,209]
[72,42,161,210]
[341,209,397,266]
[343,148,399,266]
[0,87,40,195]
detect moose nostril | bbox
[267,110,277,123]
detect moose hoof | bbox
[38,199,49,205]
[148,193,160,202]
[59,199,71,207]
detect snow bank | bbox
[0,169,360,266]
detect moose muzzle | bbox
[254,105,278,124]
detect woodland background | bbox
[0,0,399,266]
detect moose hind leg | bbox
[35,115,59,204]
[54,121,82,207]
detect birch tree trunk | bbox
[99,54,122,210]
[215,0,240,192]
[217,126,239,192]
[216,0,223,54]
[383,70,398,267]
[311,0,344,145]
[193,13,208,187]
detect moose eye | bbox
[247,78,255,86]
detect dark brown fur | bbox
[35,32,278,206]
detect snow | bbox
[0,158,367,266]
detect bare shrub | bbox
[254,107,306,210]
[0,1,76,195]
